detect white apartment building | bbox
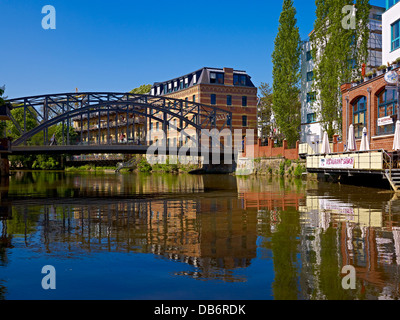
[383,0,400,64]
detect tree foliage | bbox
[272,0,302,148]
[130,84,152,95]
[258,83,274,139]
[311,0,371,137]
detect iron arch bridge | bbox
[6,92,234,156]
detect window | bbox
[180,80,184,90]
[307,113,317,123]
[156,122,159,131]
[307,92,316,103]
[211,94,216,105]
[392,20,400,51]
[193,95,196,102]
[307,71,314,82]
[242,116,248,127]
[306,51,312,61]
[377,89,396,135]
[227,95,232,106]
[242,96,247,107]
[210,72,224,84]
[234,74,247,86]
[185,97,188,107]
[387,0,400,10]
[353,96,367,138]
[193,74,197,84]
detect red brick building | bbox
[340,66,400,152]
[150,67,258,145]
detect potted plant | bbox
[372,68,377,77]
[378,65,387,74]
[394,57,400,68]
[365,71,373,80]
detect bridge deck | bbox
[11,145,237,158]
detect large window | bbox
[352,96,366,139]
[210,72,224,84]
[392,19,400,51]
[377,89,397,135]
[234,74,247,86]
[387,0,400,10]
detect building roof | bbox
[151,67,255,96]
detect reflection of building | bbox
[299,191,400,299]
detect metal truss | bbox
[7,92,233,147]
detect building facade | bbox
[149,67,258,147]
[300,5,385,153]
[340,1,400,152]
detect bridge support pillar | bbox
[0,153,9,177]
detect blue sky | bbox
[1,0,384,98]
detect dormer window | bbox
[234,74,247,86]
[210,72,224,84]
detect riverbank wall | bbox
[236,157,309,179]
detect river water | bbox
[0,171,399,300]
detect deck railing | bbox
[306,149,393,171]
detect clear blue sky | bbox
[1,0,384,98]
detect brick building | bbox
[340,67,400,152]
[150,67,258,145]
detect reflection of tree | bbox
[0,280,7,300]
[270,207,300,300]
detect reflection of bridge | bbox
[6,92,234,156]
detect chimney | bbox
[224,68,234,86]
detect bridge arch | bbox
[7,92,233,148]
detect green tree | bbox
[272,0,302,148]
[130,84,152,95]
[311,0,371,137]
[258,83,274,140]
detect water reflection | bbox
[0,172,400,299]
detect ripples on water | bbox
[0,171,400,300]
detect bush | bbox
[279,161,286,176]
[294,164,306,178]
[137,158,152,173]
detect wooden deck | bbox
[306,149,400,192]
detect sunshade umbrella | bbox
[393,121,400,151]
[347,124,356,151]
[320,131,331,154]
[360,127,370,151]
